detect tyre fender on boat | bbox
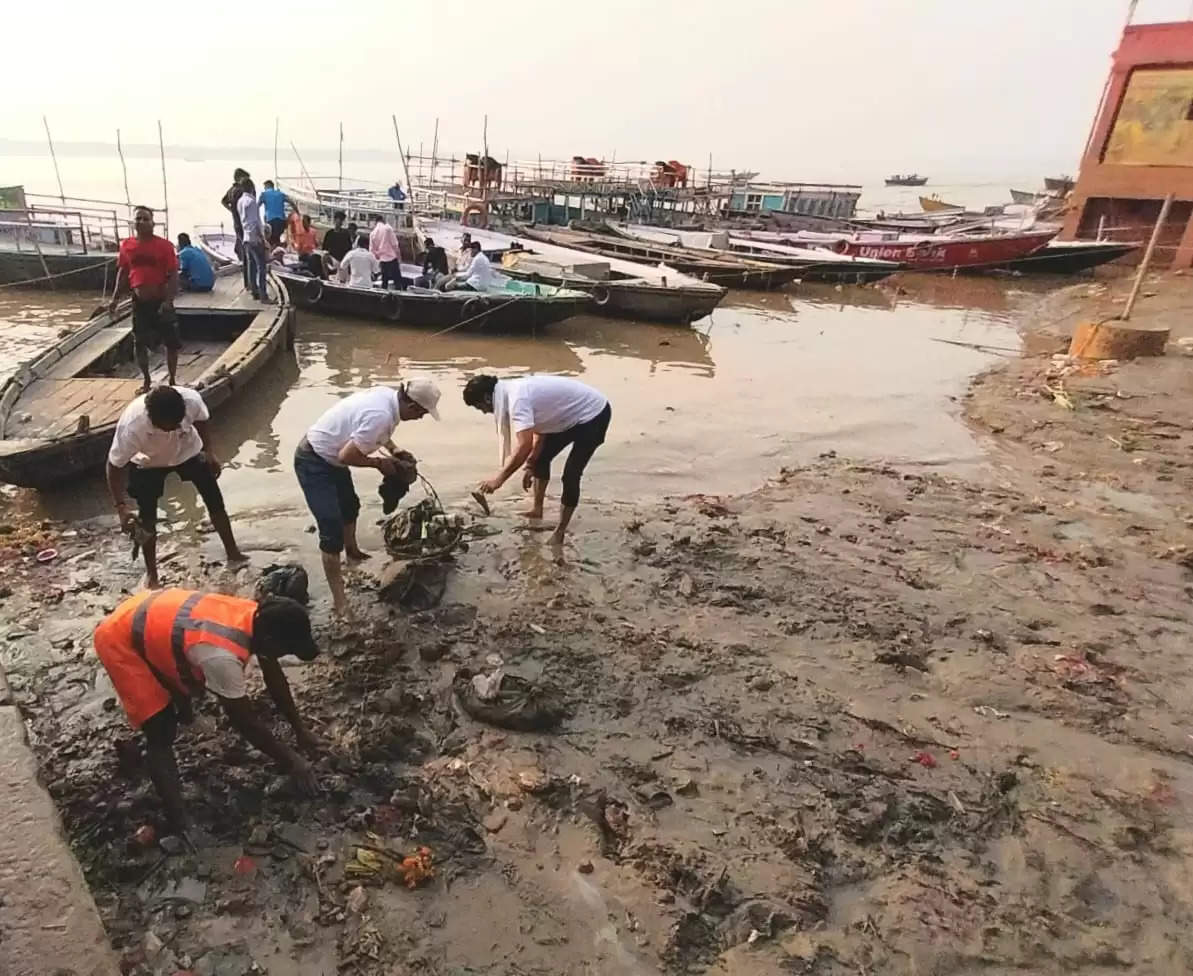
[461,203,489,228]
[592,284,611,306]
[832,239,851,255]
[382,290,403,321]
[304,277,324,305]
[459,297,486,324]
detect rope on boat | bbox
[0,257,117,291]
[426,293,529,338]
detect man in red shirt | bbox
[109,205,181,393]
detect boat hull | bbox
[499,267,723,323]
[276,273,590,332]
[839,230,1056,271]
[991,241,1138,275]
[0,268,295,489]
[885,177,928,186]
[0,248,117,291]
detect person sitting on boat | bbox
[465,373,611,547]
[260,180,291,248]
[388,179,406,210]
[322,210,353,270]
[454,232,473,272]
[443,241,492,292]
[176,233,214,293]
[288,214,323,277]
[109,205,181,393]
[93,586,322,834]
[294,380,440,616]
[369,215,405,290]
[415,237,449,288]
[107,385,248,589]
[337,233,381,289]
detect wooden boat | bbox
[0,186,128,291]
[885,174,928,186]
[613,224,899,284]
[989,239,1139,275]
[1043,175,1074,194]
[419,221,727,323]
[511,225,801,290]
[198,231,591,333]
[1009,188,1045,206]
[919,195,963,212]
[781,228,1057,272]
[0,266,295,489]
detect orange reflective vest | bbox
[94,588,257,729]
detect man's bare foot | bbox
[345,548,371,563]
[332,602,353,619]
[519,508,544,520]
[137,383,151,395]
[225,550,250,565]
[548,531,566,547]
[145,575,162,590]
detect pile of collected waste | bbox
[379,478,465,611]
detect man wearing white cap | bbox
[294,379,441,616]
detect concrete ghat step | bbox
[0,705,120,976]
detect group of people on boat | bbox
[93,176,616,841]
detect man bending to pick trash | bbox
[93,587,323,834]
[464,373,612,546]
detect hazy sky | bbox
[4,0,1192,182]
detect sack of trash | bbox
[384,498,463,558]
[254,563,310,605]
[378,559,449,612]
[453,667,566,732]
[379,450,419,515]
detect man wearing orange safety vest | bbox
[94,587,323,833]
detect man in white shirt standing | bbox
[337,233,381,289]
[235,178,271,302]
[106,386,248,588]
[294,379,442,616]
[368,215,404,290]
[465,373,611,546]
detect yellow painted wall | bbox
[1105,67,1193,166]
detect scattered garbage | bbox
[346,885,369,914]
[35,547,57,563]
[253,563,310,604]
[133,824,157,848]
[911,751,937,768]
[378,451,419,515]
[470,490,491,515]
[347,837,434,889]
[470,668,505,701]
[453,667,566,732]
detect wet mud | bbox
[8,269,1193,973]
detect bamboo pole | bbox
[273,117,279,182]
[338,122,344,191]
[157,120,169,238]
[290,142,317,194]
[430,117,439,188]
[43,115,65,204]
[1120,193,1173,321]
[23,209,55,289]
[115,129,132,211]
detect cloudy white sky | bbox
[3,0,1191,182]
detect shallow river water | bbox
[0,270,1059,562]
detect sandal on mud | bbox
[452,668,566,732]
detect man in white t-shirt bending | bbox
[465,373,611,546]
[107,386,248,588]
[294,380,442,616]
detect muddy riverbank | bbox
[7,270,1193,974]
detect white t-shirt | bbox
[187,642,250,698]
[464,251,493,291]
[305,387,400,465]
[237,194,264,243]
[108,387,209,469]
[504,376,608,435]
[338,248,381,288]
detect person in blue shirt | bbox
[259,180,291,247]
[176,233,215,293]
[388,180,406,211]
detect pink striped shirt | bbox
[369,222,400,263]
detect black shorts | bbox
[532,403,611,508]
[127,453,225,532]
[132,299,181,354]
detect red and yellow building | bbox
[1064,19,1193,266]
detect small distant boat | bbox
[885,174,928,187]
[1009,188,1045,206]
[1043,175,1074,194]
[198,231,590,333]
[919,195,963,212]
[0,266,295,488]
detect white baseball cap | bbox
[402,378,441,420]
